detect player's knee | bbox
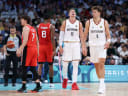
[99,58,105,64]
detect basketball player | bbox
[59,9,86,90]
[16,15,41,92]
[84,6,111,94]
[37,15,55,87]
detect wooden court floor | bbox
[0,83,127,96]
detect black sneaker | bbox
[4,83,8,86]
[17,87,27,93]
[31,86,42,93]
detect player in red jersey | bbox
[16,15,41,93]
[37,14,55,87]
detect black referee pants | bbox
[4,54,18,83]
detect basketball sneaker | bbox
[17,87,27,93]
[72,82,79,90]
[98,83,106,94]
[31,86,42,93]
[62,78,68,88]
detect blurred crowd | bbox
[0,0,128,71]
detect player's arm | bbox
[84,20,90,43]
[35,25,39,57]
[36,31,39,57]
[79,22,86,56]
[104,20,111,49]
[19,26,30,50]
[83,20,90,56]
[50,24,56,53]
[16,26,29,56]
[59,20,66,54]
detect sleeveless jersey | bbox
[64,19,80,42]
[22,25,37,47]
[89,18,106,46]
[38,23,52,45]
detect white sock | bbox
[100,78,105,84]
[72,61,79,83]
[62,61,69,79]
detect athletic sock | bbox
[62,61,69,79]
[50,77,53,83]
[100,78,105,84]
[72,61,79,83]
[22,83,26,89]
[36,82,41,88]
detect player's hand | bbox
[16,48,22,57]
[59,46,63,55]
[104,42,110,49]
[82,46,87,56]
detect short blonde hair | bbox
[91,6,102,13]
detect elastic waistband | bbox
[64,41,80,43]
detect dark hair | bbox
[9,26,16,29]
[43,14,51,20]
[91,6,102,13]
[0,34,3,37]
[21,15,31,24]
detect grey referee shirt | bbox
[4,34,21,53]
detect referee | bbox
[3,26,21,86]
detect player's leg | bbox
[62,43,72,88]
[4,55,11,86]
[17,65,27,92]
[31,48,42,92]
[30,66,41,92]
[38,45,46,81]
[98,58,106,94]
[38,63,43,81]
[17,46,28,92]
[72,60,79,90]
[48,62,54,87]
[71,43,81,90]
[47,48,54,86]
[62,61,69,88]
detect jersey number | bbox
[42,31,46,38]
[32,33,35,41]
[96,34,99,38]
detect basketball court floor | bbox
[0,83,127,96]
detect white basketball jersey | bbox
[89,18,106,46]
[64,19,80,42]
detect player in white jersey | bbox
[84,6,111,94]
[59,9,86,90]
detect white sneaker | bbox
[98,83,106,94]
[49,83,54,88]
[44,80,48,83]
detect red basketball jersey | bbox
[22,25,37,47]
[38,23,52,45]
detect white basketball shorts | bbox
[89,46,107,63]
[62,42,81,61]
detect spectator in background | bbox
[119,45,128,65]
[120,34,128,43]
[111,33,117,44]
[0,34,4,48]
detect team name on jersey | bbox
[67,28,78,31]
[91,30,103,33]
[41,27,48,29]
